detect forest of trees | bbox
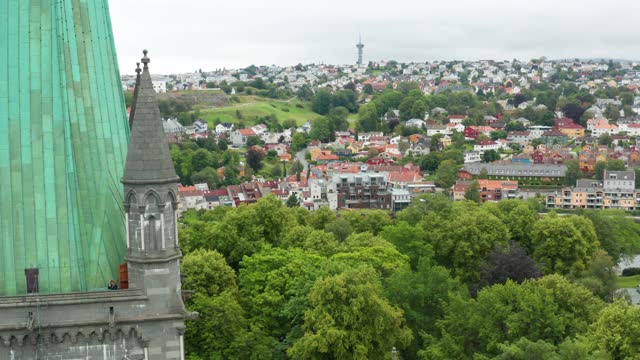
[179,195,640,360]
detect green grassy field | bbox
[199,96,319,126]
[616,275,640,289]
[347,114,358,127]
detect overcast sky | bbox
[109,0,640,75]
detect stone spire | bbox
[128,62,142,129]
[122,50,179,184]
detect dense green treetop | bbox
[178,195,640,360]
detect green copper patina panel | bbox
[0,0,129,295]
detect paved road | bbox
[295,149,308,168]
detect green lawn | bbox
[200,97,319,126]
[347,114,358,127]
[616,275,640,289]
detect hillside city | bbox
[128,57,640,213]
[7,1,640,358]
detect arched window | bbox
[143,192,161,251]
[165,191,178,248]
[145,215,159,251]
[126,192,138,207]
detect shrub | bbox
[295,103,304,109]
[282,107,290,112]
[622,267,640,277]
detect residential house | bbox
[215,123,234,135]
[540,130,568,146]
[162,118,185,143]
[514,117,531,127]
[407,138,431,157]
[358,132,384,142]
[554,117,575,129]
[251,124,268,136]
[464,126,494,140]
[177,185,208,212]
[231,128,256,147]
[474,140,500,152]
[406,118,426,128]
[152,79,167,93]
[546,171,638,210]
[204,189,235,208]
[507,131,531,145]
[192,120,208,134]
[447,123,465,133]
[464,151,482,163]
[587,118,608,132]
[529,125,553,139]
[264,143,290,156]
[311,150,339,163]
[558,122,585,138]
[484,116,499,125]
[453,179,518,203]
[427,124,450,137]
[448,114,467,124]
[298,120,312,133]
[591,119,619,137]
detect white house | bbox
[251,124,268,136]
[296,121,312,134]
[358,132,384,142]
[625,123,640,136]
[507,131,531,145]
[193,120,208,134]
[474,140,500,152]
[514,117,531,127]
[464,151,482,163]
[215,122,234,135]
[529,126,553,139]
[152,79,168,93]
[446,123,465,133]
[407,142,430,156]
[591,122,619,137]
[406,118,426,128]
[390,136,407,145]
[448,115,467,124]
[426,124,451,137]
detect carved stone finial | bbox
[141,50,150,69]
[135,62,142,75]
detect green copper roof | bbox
[0,0,129,295]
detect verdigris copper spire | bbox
[0,0,129,295]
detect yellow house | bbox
[348,142,364,154]
[558,123,585,138]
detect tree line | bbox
[179,195,640,359]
